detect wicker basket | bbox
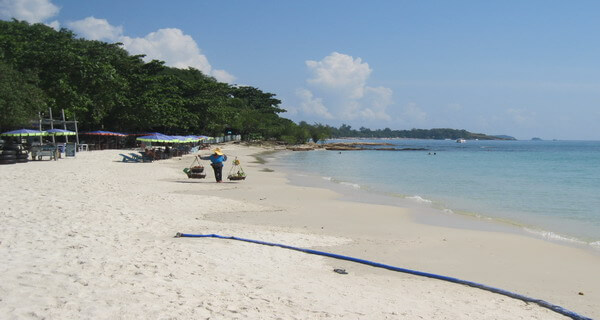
[190,166,204,173]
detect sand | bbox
[1,144,598,319]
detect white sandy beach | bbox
[1,144,598,319]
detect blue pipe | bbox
[175,233,591,320]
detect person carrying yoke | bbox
[200,148,227,182]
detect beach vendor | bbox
[200,148,227,182]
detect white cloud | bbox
[211,69,236,84]
[0,0,59,23]
[45,19,59,30]
[306,52,371,99]
[66,17,236,83]
[360,86,393,121]
[296,88,334,119]
[298,52,393,122]
[120,28,235,82]
[67,16,122,41]
[402,102,427,123]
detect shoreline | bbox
[272,145,600,253]
[278,155,600,255]
[1,144,598,319]
[203,145,600,318]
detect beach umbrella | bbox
[171,135,195,143]
[45,128,76,136]
[83,130,127,136]
[189,135,210,141]
[1,129,47,136]
[136,133,176,143]
[185,135,203,142]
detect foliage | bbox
[299,121,331,143]
[0,20,509,143]
[0,19,295,140]
[0,61,46,128]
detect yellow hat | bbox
[214,148,223,155]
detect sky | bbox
[1,0,600,140]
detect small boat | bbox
[456,139,466,143]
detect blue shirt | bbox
[201,154,227,165]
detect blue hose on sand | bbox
[175,232,591,320]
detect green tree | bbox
[0,62,46,129]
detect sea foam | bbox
[340,181,361,189]
[523,228,592,248]
[407,195,433,204]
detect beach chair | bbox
[130,152,153,162]
[119,153,140,162]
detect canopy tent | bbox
[136,133,176,143]
[189,135,209,141]
[45,128,76,136]
[171,135,198,143]
[1,129,47,136]
[83,130,127,136]
[79,130,128,150]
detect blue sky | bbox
[2,0,599,139]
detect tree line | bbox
[327,125,511,140]
[0,20,508,144]
[0,19,312,143]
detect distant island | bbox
[494,135,517,140]
[326,125,516,140]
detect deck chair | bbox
[119,153,140,162]
[129,153,153,162]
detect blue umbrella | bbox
[185,135,203,142]
[136,133,176,143]
[84,130,127,137]
[171,135,194,143]
[45,128,76,136]
[1,129,47,136]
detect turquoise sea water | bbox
[275,139,600,249]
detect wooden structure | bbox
[37,108,79,145]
